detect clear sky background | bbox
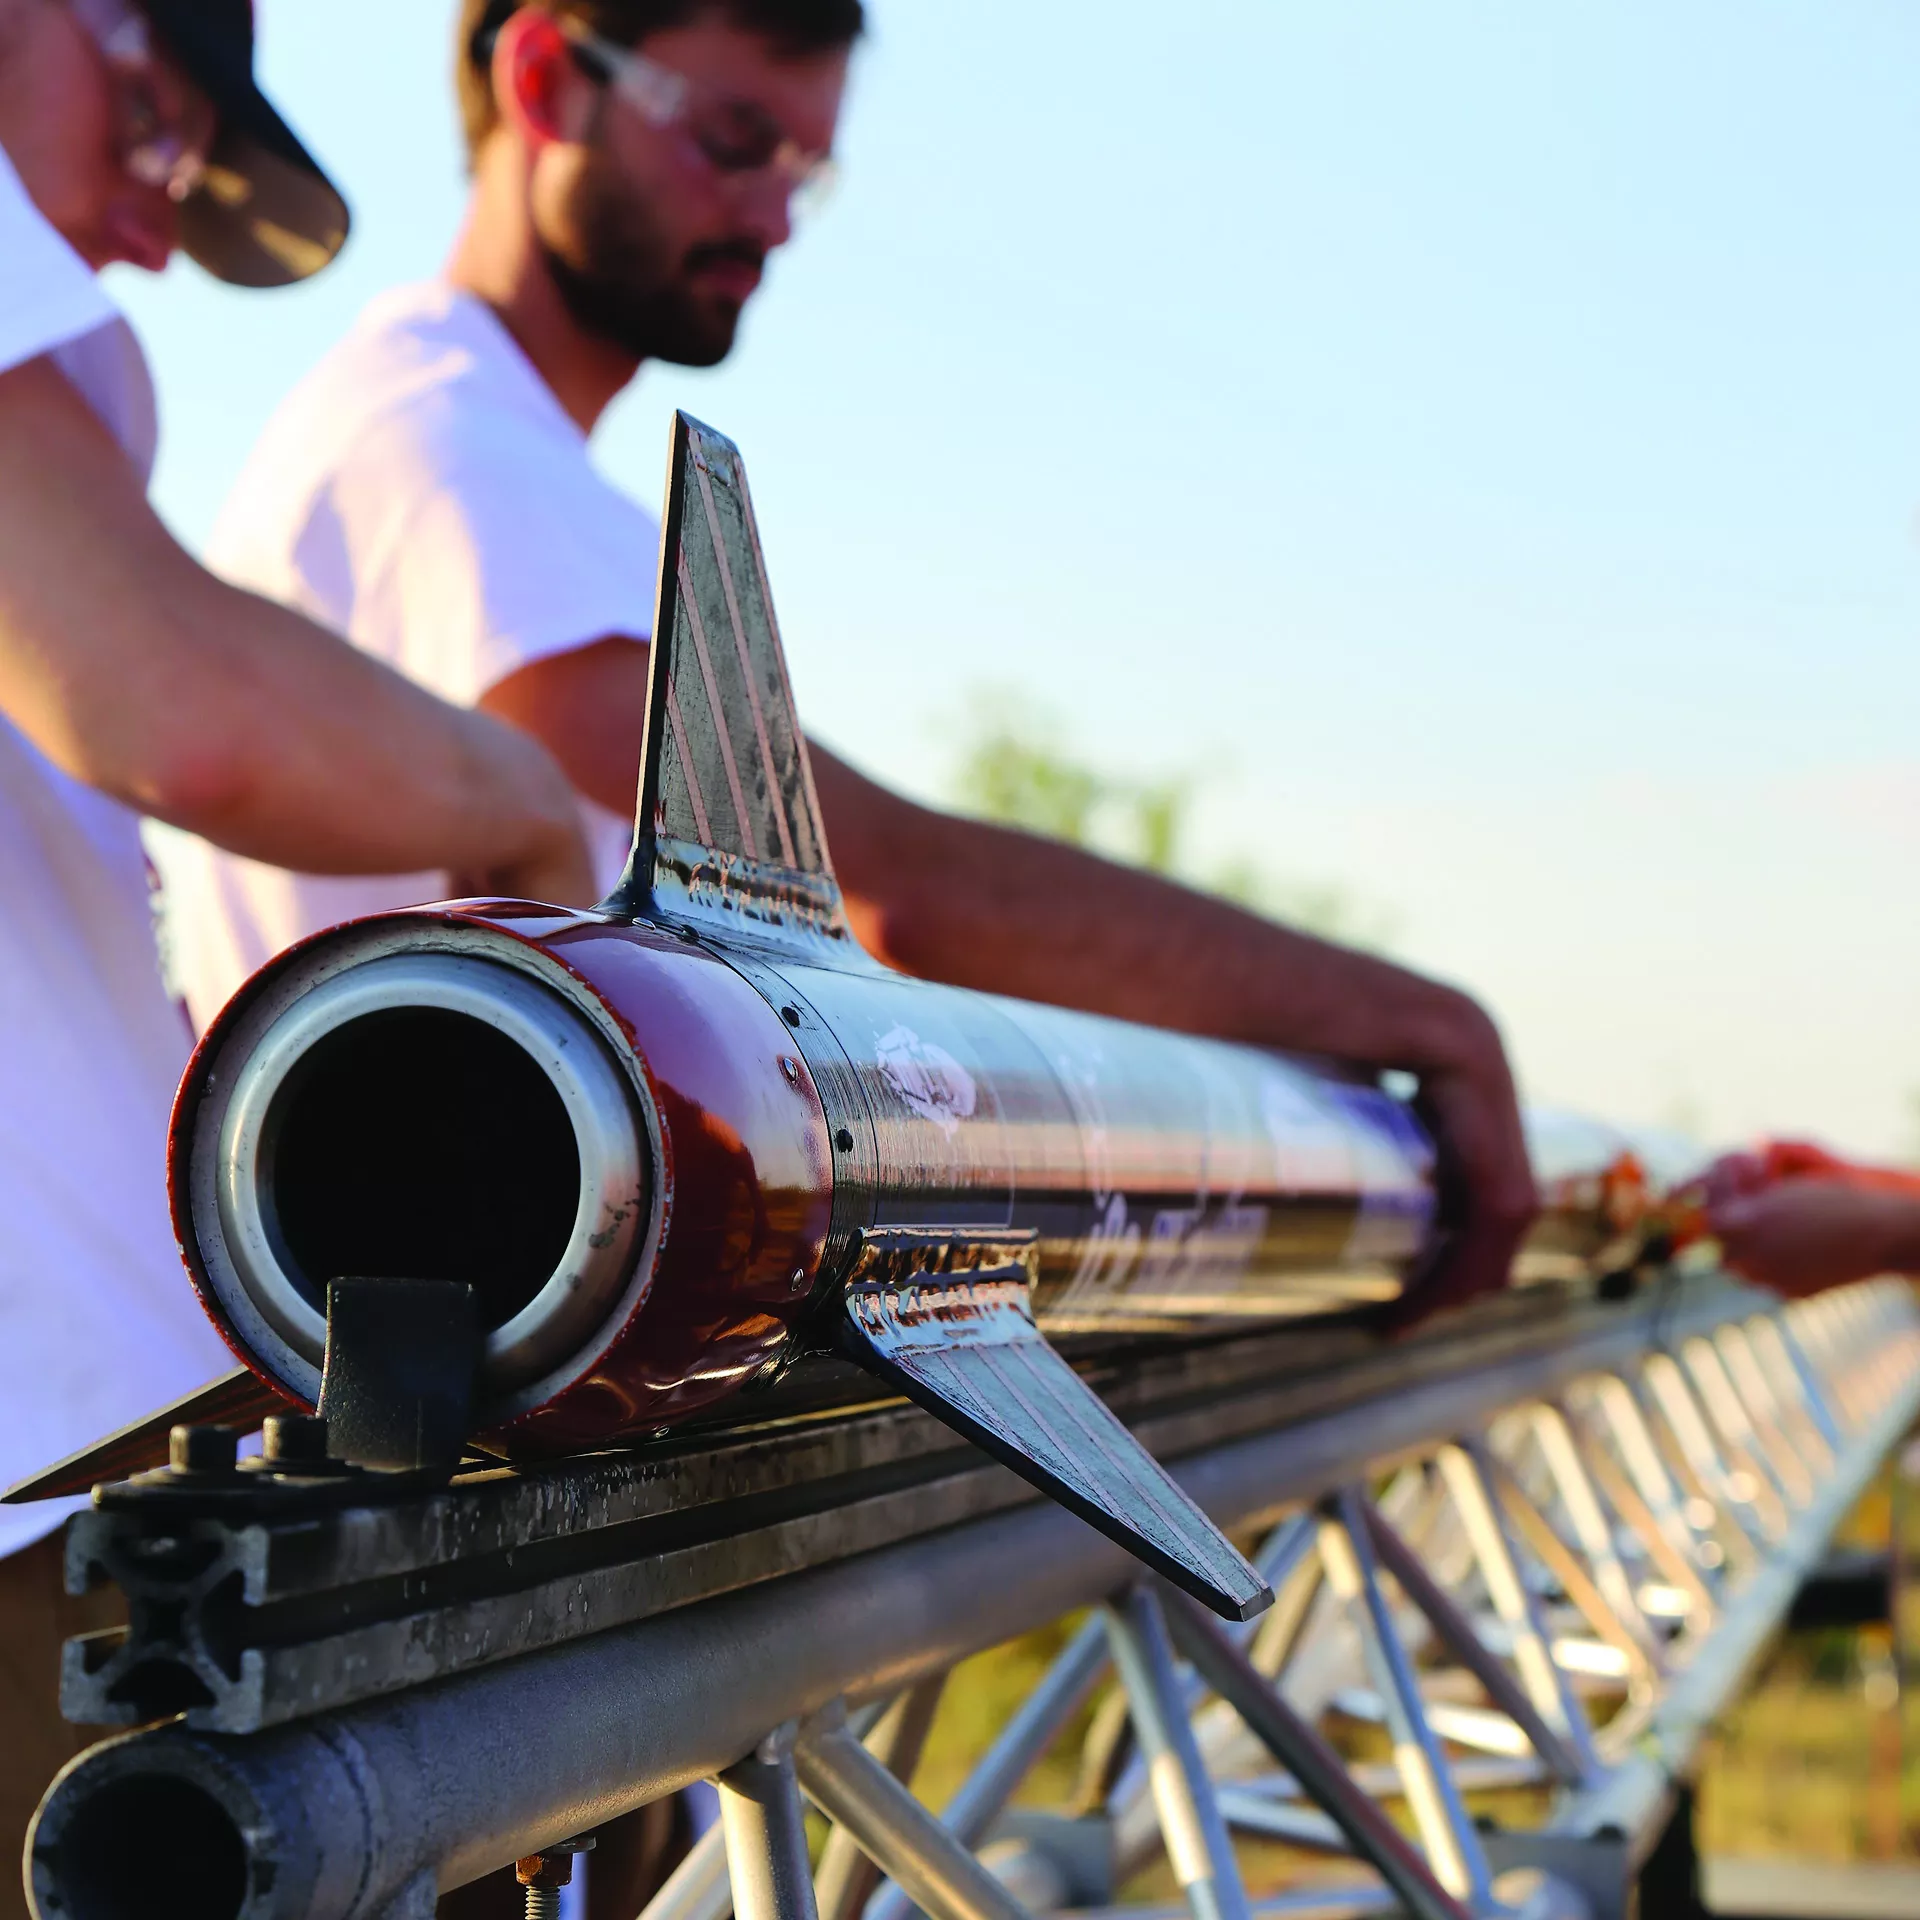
[113,1,1920,1159]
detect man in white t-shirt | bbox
[0,0,598,1878]
[161,0,1538,1350]
[149,271,659,1000]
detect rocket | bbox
[9,417,1669,1621]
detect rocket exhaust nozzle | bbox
[181,938,656,1429]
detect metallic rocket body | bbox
[171,900,1437,1454]
[170,412,1441,1472]
[149,412,1468,1615]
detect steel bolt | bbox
[789,1268,808,1294]
[779,1055,800,1085]
[168,1425,237,1476]
[263,1415,329,1466]
[517,1834,595,1920]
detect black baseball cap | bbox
[139,0,350,287]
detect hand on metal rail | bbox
[1703,1155,1920,1298]
[1383,998,1538,1333]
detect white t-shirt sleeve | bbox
[0,144,118,378]
[337,383,659,707]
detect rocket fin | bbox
[837,1236,1272,1621]
[603,412,852,950]
[2,1366,289,1503]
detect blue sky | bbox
[114,2,1920,1157]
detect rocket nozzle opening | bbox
[39,1774,246,1920]
[264,1007,580,1333]
[192,947,653,1416]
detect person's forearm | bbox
[1710,1178,1920,1297]
[1868,1194,1920,1275]
[474,658,1489,1067]
[0,355,587,890]
[109,574,578,877]
[813,744,1535,1326]
[815,748,1486,1070]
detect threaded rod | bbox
[524,1887,561,1920]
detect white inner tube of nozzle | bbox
[201,950,649,1411]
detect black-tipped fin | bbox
[604,411,850,952]
[836,1232,1272,1621]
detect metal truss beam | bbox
[27,1279,1920,1920]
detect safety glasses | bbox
[561,22,838,215]
[68,0,216,202]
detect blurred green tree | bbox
[946,692,1397,952]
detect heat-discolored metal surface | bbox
[757,955,1433,1337]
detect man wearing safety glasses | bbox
[158,0,1537,1578]
[155,0,865,994]
[0,0,597,1878]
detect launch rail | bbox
[25,1271,1920,1920]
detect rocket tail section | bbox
[601,415,1273,1615]
[835,1231,1272,1622]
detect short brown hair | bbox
[455,0,865,163]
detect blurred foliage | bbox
[908,1615,1098,1817]
[1699,1456,1920,1862]
[1701,1643,1918,1863]
[946,692,1398,954]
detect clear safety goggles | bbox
[68,0,216,203]
[560,21,838,216]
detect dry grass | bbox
[907,1615,1103,1817]
[1697,1464,1919,1862]
[1698,1645,1916,1862]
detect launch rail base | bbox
[25,1274,1920,1920]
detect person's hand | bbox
[458,822,596,909]
[1697,1148,1770,1215]
[1383,995,1539,1333]
[1709,1173,1920,1298]
[447,712,597,908]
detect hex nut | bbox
[263,1414,330,1465]
[169,1425,238,1475]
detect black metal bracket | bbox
[317,1277,480,1472]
